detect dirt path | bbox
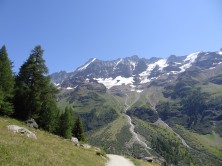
[106,154,135,166]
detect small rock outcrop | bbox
[81,144,91,149]
[7,125,37,139]
[71,137,79,144]
[26,118,38,129]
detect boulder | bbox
[26,118,38,129]
[81,144,91,149]
[93,147,101,152]
[71,137,79,144]
[7,125,37,139]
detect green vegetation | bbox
[59,106,74,139]
[175,125,222,159]
[130,157,160,166]
[133,118,192,165]
[1,44,222,165]
[128,104,158,123]
[87,115,132,155]
[87,115,127,141]
[58,106,86,141]
[0,116,105,166]
[151,137,189,165]
[181,87,207,127]
[0,45,15,116]
[0,44,87,141]
[73,116,85,142]
[57,88,120,131]
[127,91,159,123]
[14,45,59,133]
[158,84,222,135]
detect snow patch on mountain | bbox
[136,90,143,93]
[95,76,134,89]
[209,67,216,70]
[54,83,60,86]
[184,52,199,62]
[66,85,78,90]
[180,52,199,72]
[130,84,144,93]
[116,59,123,66]
[113,59,123,71]
[218,51,222,55]
[139,59,168,84]
[77,58,96,71]
[128,60,136,70]
[156,59,168,70]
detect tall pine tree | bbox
[0,45,15,116]
[59,106,74,139]
[73,116,85,142]
[14,45,59,132]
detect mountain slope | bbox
[51,48,222,165]
[0,116,105,166]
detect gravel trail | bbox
[106,154,135,166]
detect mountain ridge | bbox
[51,49,222,92]
[50,48,222,165]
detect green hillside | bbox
[54,69,222,165]
[0,116,106,166]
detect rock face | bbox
[26,119,38,129]
[7,125,37,139]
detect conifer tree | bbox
[14,45,59,132]
[73,116,85,142]
[0,45,15,116]
[59,107,74,139]
[0,90,4,110]
[38,81,60,133]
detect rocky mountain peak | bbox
[51,49,222,93]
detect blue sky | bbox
[0,0,222,74]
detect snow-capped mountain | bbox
[51,49,222,165]
[51,49,222,92]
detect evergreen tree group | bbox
[59,106,85,141]
[0,44,85,139]
[14,45,59,133]
[73,116,85,142]
[59,107,74,139]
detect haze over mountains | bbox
[51,48,222,165]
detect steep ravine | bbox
[154,118,190,148]
[124,93,152,155]
[149,95,191,149]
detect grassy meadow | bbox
[0,116,106,166]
